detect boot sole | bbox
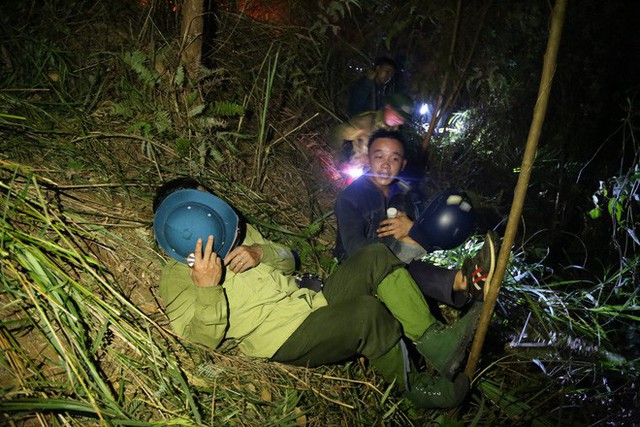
[441,233,495,376]
[482,233,497,299]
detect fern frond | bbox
[123,50,159,87]
[211,101,245,117]
[154,110,172,134]
[198,117,228,128]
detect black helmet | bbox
[410,190,475,250]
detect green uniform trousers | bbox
[272,243,435,367]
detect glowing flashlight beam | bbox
[344,165,364,179]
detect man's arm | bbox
[348,77,374,116]
[159,237,228,350]
[335,195,374,258]
[160,264,228,349]
[242,224,296,274]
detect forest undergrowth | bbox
[0,1,638,426]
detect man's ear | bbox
[401,159,407,170]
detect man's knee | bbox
[354,296,400,329]
[351,243,395,264]
[352,296,402,357]
[356,294,385,311]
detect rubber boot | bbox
[369,341,411,392]
[416,302,483,380]
[404,373,470,409]
[370,342,470,409]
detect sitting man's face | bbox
[367,137,406,190]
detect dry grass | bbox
[0,150,423,425]
[0,5,418,420]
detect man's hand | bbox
[190,236,223,288]
[224,244,263,274]
[377,211,413,240]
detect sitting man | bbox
[153,177,491,409]
[334,129,498,308]
[329,92,413,175]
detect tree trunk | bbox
[181,0,205,80]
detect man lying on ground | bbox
[153,177,497,409]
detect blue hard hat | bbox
[153,189,240,263]
[411,190,475,250]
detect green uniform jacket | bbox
[159,224,328,358]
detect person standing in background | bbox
[347,57,397,117]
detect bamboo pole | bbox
[464,0,568,377]
[421,0,462,152]
[421,0,492,153]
